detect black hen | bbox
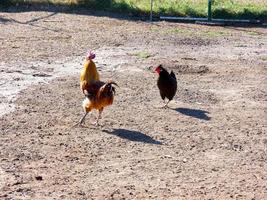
[155,65,177,107]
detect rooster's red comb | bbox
[86,51,95,60]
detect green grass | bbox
[260,55,267,61]
[246,31,261,36]
[150,26,230,38]
[172,28,192,34]
[200,30,230,37]
[135,51,151,59]
[1,0,267,20]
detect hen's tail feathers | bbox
[170,71,176,80]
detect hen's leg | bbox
[158,99,169,108]
[163,100,170,108]
[159,93,168,108]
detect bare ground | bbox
[0,9,267,200]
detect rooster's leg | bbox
[93,108,103,126]
[72,112,89,127]
[79,112,89,125]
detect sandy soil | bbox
[0,8,267,200]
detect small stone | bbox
[35,176,43,181]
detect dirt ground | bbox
[0,8,267,200]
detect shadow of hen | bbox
[174,107,211,120]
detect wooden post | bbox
[150,0,153,21]
[208,0,212,21]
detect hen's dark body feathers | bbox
[157,67,177,102]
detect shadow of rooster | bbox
[103,128,162,145]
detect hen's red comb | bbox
[155,65,161,73]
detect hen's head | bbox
[86,51,96,60]
[155,64,164,74]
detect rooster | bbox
[77,80,118,126]
[155,64,177,107]
[80,51,100,96]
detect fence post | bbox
[208,0,212,21]
[150,0,153,21]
